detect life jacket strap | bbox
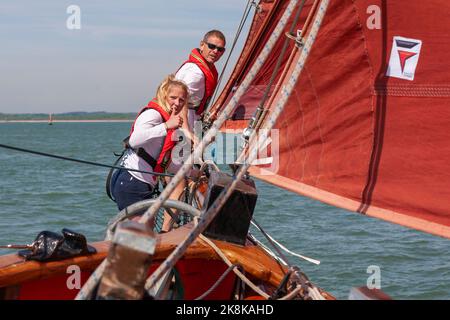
[122,136,157,169]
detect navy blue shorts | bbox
[111,169,155,211]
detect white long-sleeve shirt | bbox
[175,63,204,129]
[121,109,181,186]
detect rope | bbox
[77,198,204,299]
[238,0,328,169]
[248,234,288,266]
[257,0,308,113]
[185,160,218,207]
[194,263,242,300]
[209,0,255,108]
[104,199,202,240]
[200,159,221,172]
[140,0,301,292]
[279,286,304,300]
[75,207,160,300]
[75,259,107,300]
[199,232,322,300]
[0,143,174,178]
[308,286,326,300]
[198,233,271,299]
[251,220,320,265]
[242,0,307,141]
[251,219,291,267]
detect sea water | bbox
[0,122,449,299]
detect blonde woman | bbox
[112,75,188,212]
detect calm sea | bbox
[0,122,449,299]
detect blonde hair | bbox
[155,74,189,113]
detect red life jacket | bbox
[129,100,176,173]
[179,48,218,116]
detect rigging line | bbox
[199,232,319,300]
[75,259,107,300]
[198,233,271,299]
[248,234,288,266]
[209,0,255,109]
[194,264,242,300]
[259,0,307,109]
[0,143,174,178]
[76,200,167,300]
[243,0,307,138]
[251,218,291,267]
[254,0,321,133]
[242,0,329,176]
[251,220,320,265]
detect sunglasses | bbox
[205,42,225,52]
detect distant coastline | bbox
[0,111,136,122]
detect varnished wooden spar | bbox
[0,223,334,299]
[0,241,109,289]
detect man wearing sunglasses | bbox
[175,30,226,139]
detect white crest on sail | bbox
[386,36,422,81]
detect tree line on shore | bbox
[0,112,136,121]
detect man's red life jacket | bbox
[178,48,218,116]
[129,100,176,173]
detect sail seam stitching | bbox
[374,86,450,97]
[350,0,378,208]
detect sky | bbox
[0,1,252,114]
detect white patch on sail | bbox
[249,130,279,174]
[251,157,273,165]
[386,36,422,81]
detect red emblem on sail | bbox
[397,51,417,73]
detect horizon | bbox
[0,1,251,114]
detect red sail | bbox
[211,0,450,238]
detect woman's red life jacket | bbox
[129,100,176,173]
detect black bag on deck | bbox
[18,228,96,262]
